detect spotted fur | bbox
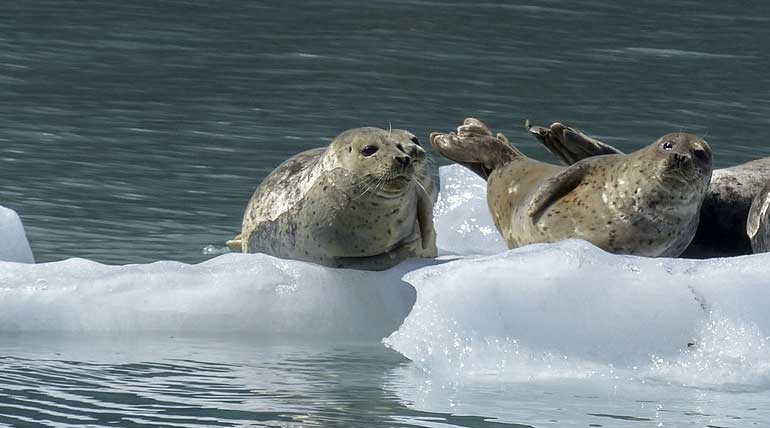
[431,118,712,257]
[235,127,437,270]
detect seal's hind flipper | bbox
[527,161,592,223]
[430,118,521,181]
[226,234,243,252]
[529,122,623,166]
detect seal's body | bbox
[530,122,770,257]
[232,127,437,270]
[431,118,712,257]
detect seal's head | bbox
[331,127,427,194]
[650,133,713,188]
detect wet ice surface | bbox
[4,164,770,425]
[386,240,770,385]
[0,251,427,339]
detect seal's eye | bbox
[662,141,674,151]
[361,145,378,157]
[410,136,421,146]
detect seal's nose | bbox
[396,155,411,167]
[673,152,692,166]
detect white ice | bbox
[433,165,507,255]
[0,206,34,263]
[0,253,429,338]
[384,239,770,389]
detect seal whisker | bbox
[352,175,383,200]
[412,176,429,197]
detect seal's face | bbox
[652,133,713,187]
[332,127,427,194]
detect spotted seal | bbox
[227,127,437,270]
[430,118,713,257]
[530,122,770,257]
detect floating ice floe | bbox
[384,239,770,389]
[0,206,34,264]
[0,253,433,338]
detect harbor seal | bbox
[430,118,713,257]
[227,127,437,270]
[529,122,770,257]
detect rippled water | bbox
[3,337,769,428]
[2,0,770,427]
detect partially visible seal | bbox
[530,122,770,257]
[747,181,770,253]
[431,118,713,257]
[227,127,437,270]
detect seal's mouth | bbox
[383,172,412,185]
[385,162,416,181]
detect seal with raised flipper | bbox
[529,122,770,257]
[430,118,713,257]
[226,127,437,271]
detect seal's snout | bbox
[396,155,411,167]
[673,152,692,167]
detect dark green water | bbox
[1,0,769,264]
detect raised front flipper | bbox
[529,122,623,165]
[526,160,593,223]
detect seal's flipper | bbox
[526,161,592,222]
[747,182,770,253]
[457,117,493,137]
[430,118,522,181]
[529,122,623,165]
[416,182,438,256]
[226,234,243,252]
